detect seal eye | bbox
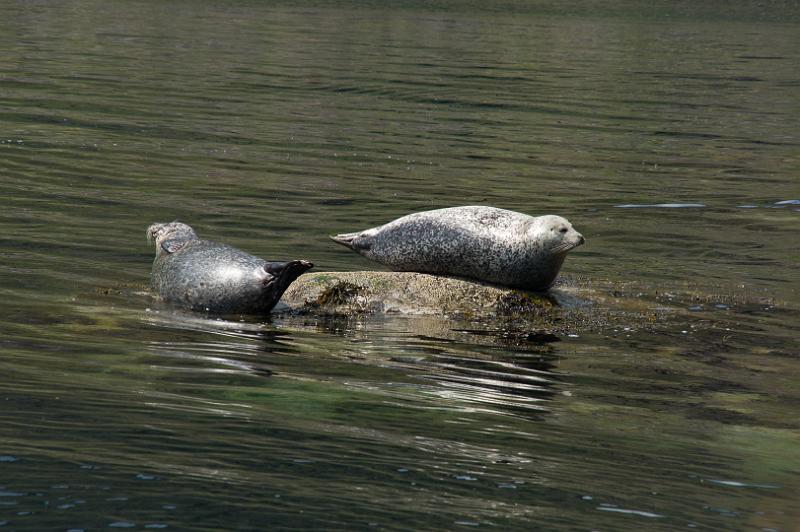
[559,227,568,234]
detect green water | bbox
[1,0,799,530]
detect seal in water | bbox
[330,206,584,291]
[147,221,313,314]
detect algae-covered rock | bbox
[277,271,561,318]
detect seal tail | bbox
[331,231,376,252]
[330,232,360,250]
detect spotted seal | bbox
[331,206,584,291]
[147,221,312,314]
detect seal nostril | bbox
[579,236,585,245]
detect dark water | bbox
[2,0,799,529]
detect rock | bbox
[277,271,572,319]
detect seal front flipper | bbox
[330,232,373,251]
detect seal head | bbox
[147,221,312,314]
[331,206,584,291]
[527,215,585,255]
[147,221,199,255]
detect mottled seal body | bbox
[331,206,584,291]
[147,222,312,314]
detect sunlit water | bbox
[1,0,799,529]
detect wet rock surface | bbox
[274,271,779,338]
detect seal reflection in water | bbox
[331,206,584,292]
[147,221,313,314]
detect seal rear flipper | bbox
[263,260,314,280]
[260,260,313,312]
[330,232,372,252]
[263,260,313,293]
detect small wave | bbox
[706,478,780,489]
[597,506,663,518]
[615,203,705,208]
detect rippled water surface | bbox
[2,0,799,529]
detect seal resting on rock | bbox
[147,221,312,314]
[331,206,584,291]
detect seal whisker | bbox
[552,242,575,254]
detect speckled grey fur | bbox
[147,221,312,314]
[331,206,584,291]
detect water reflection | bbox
[142,305,567,420]
[1,279,797,529]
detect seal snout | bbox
[568,231,585,251]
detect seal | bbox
[330,206,584,291]
[147,221,313,314]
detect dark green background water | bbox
[1,0,798,530]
